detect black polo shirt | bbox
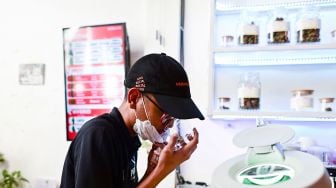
[61,107,141,188]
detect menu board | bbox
[63,23,129,140]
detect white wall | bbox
[0,0,145,187]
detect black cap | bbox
[124,53,204,120]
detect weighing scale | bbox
[212,125,332,187]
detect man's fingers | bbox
[153,142,166,149]
[181,128,199,152]
[166,133,179,150]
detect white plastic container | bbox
[332,30,336,41]
[290,89,314,111]
[221,35,234,46]
[218,97,231,110]
[319,97,334,112]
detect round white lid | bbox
[233,125,295,148]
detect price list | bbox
[63,24,127,140]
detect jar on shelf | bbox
[267,7,290,44]
[217,97,231,110]
[332,29,336,41]
[290,89,314,111]
[331,149,336,165]
[221,35,234,47]
[296,6,321,43]
[238,72,261,110]
[319,97,334,112]
[237,11,259,45]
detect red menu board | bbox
[63,23,130,140]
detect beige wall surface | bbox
[0,0,145,187]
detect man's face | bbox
[141,93,175,134]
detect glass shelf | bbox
[214,43,336,53]
[216,0,336,12]
[211,110,336,121]
[214,46,336,66]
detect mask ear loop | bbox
[134,110,139,119]
[133,96,139,119]
[141,94,152,123]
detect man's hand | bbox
[157,128,199,173]
[138,128,199,188]
[144,143,164,176]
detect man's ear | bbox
[128,88,141,109]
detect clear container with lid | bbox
[237,11,259,45]
[332,29,336,41]
[319,97,334,112]
[217,97,231,110]
[238,72,261,110]
[296,6,321,43]
[221,35,234,47]
[290,89,314,111]
[267,7,290,44]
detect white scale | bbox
[212,125,332,187]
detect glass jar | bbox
[296,6,321,43]
[290,89,314,111]
[218,97,231,110]
[237,11,259,45]
[331,149,336,165]
[267,7,290,44]
[319,97,334,112]
[221,35,234,47]
[238,72,261,110]
[332,29,336,41]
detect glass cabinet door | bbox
[210,0,336,121]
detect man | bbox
[60,53,204,188]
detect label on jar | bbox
[238,87,260,98]
[238,23,259,35]
[268,20,290,33]
[296,18,321,30]
[290,97,313,110]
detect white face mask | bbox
[133,95,169,143]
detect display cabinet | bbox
[209,0,336,121]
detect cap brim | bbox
[153,94,205,120]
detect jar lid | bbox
[291,89,314,96]
[319,97,334,103]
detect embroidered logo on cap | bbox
[135,76,146,91]
[176,82,189,87]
